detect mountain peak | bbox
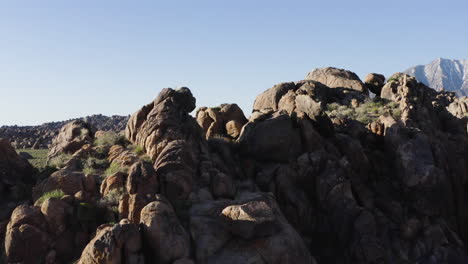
[404,58,468,96]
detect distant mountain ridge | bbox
[0,114,129,149]
[404,58,468,96]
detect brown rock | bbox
[140,195,191,264]
[305,67,368,94]
[127,161,159,195]
[32,169,88,201]
[100,171,126,196]
[47,120,94,161]
[364,73,386,96]
[4,205,50,264]
[77,220,143,264]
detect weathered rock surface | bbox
[47,120,95,161]
[364,73,385,96]
[196,103,248,139]
[125,87,204,203]
[305,67,368,94]
[0,114,128,149]
[77,220,143,264]
[190,193,316,264]
[140,196,191,264]
[2,67,468,264]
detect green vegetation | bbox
[48,153,72,168]
[133,145,145,155]
[82,157,108,175]
[387,77,399,83]
[35,189,65,206]
[80,128,90,137]
[98,188,125,208]
[94,131,127,147]
[104,163,128,177]
[16,149,48,169]
[325,99,402,124]
[141,155,152,163]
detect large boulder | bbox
[126,161,159,195]
[364,73,386,96]
[189,192,316,264]
[77,220,144,264]
[305,67,368,94]
[4,205,50,264]
[140,195,191,264]
[253,82,296,111]
[32,169,97,201]
[47,120,94,161]
[196,103,248,139]
[238,112,302,162]
[125,87,204,203]
[0,139,34,202]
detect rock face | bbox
[190,193,316,264]
[2,67,468,264]
[305,67,368,94]
[77,220,143,264]
[0,139,34,248]
[140,196,191,264]
[0,139,34,199]
[196,103,248,139]
[404,58,468,96]
[47,120,95,161]
[4,205,50,264]
[364,73,385,96]
[125,87,204,203]
[0,114,128,149]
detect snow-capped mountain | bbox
[404,58,468,97]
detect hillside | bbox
[0,114,129,149]
[0,68,467,263]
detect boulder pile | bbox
[1,67,468,263]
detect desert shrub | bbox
[326,103,340,112]
[133,145,145,155]
[98,188,125,208]
[94,131,127,147]
[80,128,90,137]
[325,99,401,124]
[35,189,65,206]
[141,155,153,163]
[82,157,108,175]
[104,163,128,177]
[387,77,398,83]
[16,149,48,169]
[48,153,72,168]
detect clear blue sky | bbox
[1,0,467,125]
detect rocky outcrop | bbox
[305,67,368,94]
[125,87,204,203]
[0,139,34,201]
[196,104,248,139]
[0,139,34,250]
[447,96,468,119]
[190,193,316,264]
[5,195,98,264]
[2,66,468,264]
[4,205,50,264]
[77,220,143,264]
[364,73,385,96]
[0,114,128,149]
[32,169,97,201]
[140,196,191,264]
[47,120,95,161]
